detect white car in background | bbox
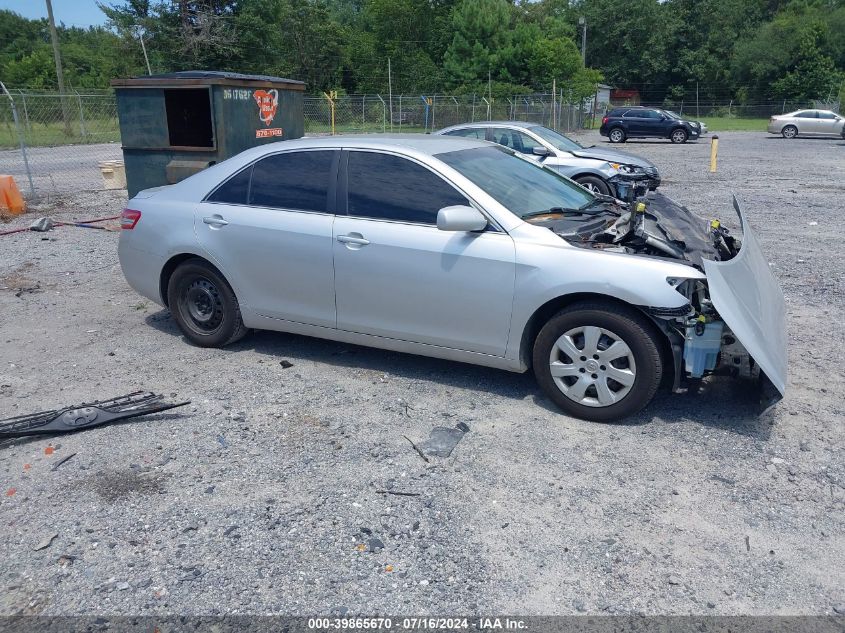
[768,109,844,138]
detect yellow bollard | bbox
[709,135,719,173]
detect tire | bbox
[532,301,663,422]
[670,128,688,144]
[167,258,249,348]
[781,125,798,139]
[608,127,626,143]
[574,175,610,196]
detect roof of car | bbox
[248,133,491,157]
[437,121,544,131]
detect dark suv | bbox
[600,107,701,144]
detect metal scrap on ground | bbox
[0,391,190,438]
[418,422,471,458]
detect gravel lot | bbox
[1,131,843,617]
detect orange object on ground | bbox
[0,175,26,216]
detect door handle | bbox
[337,234,370,246]
[203,215,229,228]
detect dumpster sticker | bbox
[256,128,283,138]
[254,89,279,126]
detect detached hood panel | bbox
[570,146,656,169]
[703,196,787,398]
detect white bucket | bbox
[99,160,126,190]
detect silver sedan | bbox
[119,135,786,421]
[768,109,844,138]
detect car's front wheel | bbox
[782,125,798,139]
[670,128,688,144]
[533,301,663,422]
[574,175,610,196]
[167,258,248,348]
[608,128,626,143]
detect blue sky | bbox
[1,0,112,27]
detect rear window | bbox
[206,165,252,204]
[444,128,486,139]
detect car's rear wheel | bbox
[608,128,626,143]
[533,301,663,422]
[670,128,688,144]
[782,125,798,139]
[574,175,610,196]
[167,259,248,348]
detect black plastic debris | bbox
[419,422,470,458]
[0,391,190,438]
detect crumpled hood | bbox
[570,146,656,169]
[703,196,787,401]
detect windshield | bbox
[437,146,594,219]
[528,126,583,151]
[665,111,682,120]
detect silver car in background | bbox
[436,121,661,197]
[768,109,844,138]
[119,135,786,422]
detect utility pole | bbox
[388,58,393,132]
[45,0,72,135]
[136,27,152,75]
[578,17,587,66]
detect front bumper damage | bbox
[528,193,786,411]
[658,197,786,411]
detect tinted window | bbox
[490,129,543,154]
[818,112,836,120]
[347,152,467,224]
[530,126,582,151]
[642,110,662,119]
[445,128,486,139]
[795,111,817,118]
[249,150,335,212]
[207,165,252,204]
[437,146,594,219]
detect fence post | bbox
[0,82,35,197]
[376,94,386,132]
[322,91,336,135]
[431,95,436,130]
[76,90,88,140]
[471,95,476,122]
[362,94,366,129]
[399,95,403,130]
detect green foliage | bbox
[1,0,842,104]
[443,0,513,86]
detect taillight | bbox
[121,208,141,230]
[602,116,608,125]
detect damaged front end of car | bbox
[528,193,787,411]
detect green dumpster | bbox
[111,71,305,197]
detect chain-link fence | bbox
[611,98,840,119]
[304,93,590,135]
[0,87,122,201]
[2,85,841,202]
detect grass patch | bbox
[0,118,121,149]
[698,117,770,132]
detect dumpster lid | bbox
[111,70,305,90]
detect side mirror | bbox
[532,146,551,157]
[436,205,488,232]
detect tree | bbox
[443,0,513,87]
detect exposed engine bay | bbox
[524,191,740,270]
[526,192,779,409]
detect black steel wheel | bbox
[167,259,248,347]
